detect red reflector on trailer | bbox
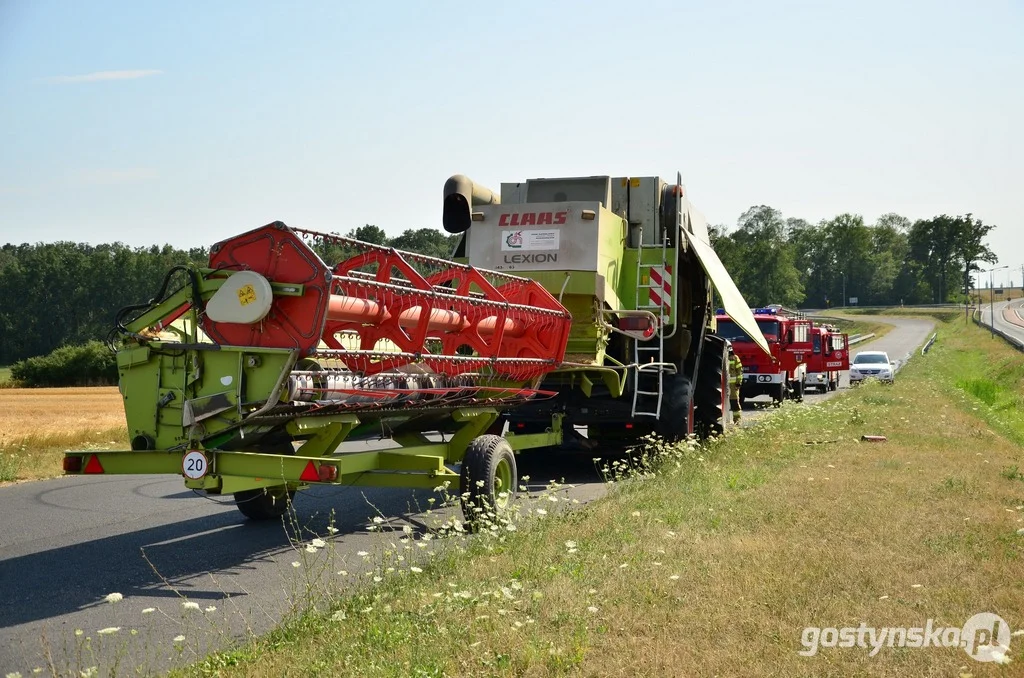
[625,423,634,429]
[299,461,320,482]
[318,464,338,482]
[83,455,104,474]
[63,456,83,473]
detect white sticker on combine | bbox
[501,230,560,251]
[182,450,209,479]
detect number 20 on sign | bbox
[182,450,209,479]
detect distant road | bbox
[0,315,934,677]
[979,299,1024,346]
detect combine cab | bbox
[445,173,770,448]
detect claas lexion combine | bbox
[63,173,770,522]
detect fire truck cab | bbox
[803,324,850,392]
[715,307,813,407]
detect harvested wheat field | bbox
[0,387,127,481]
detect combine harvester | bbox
[64,173,769,523]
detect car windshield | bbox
[716,319,780,343]
[854,354,888,365]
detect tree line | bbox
[0,212,996,367]
[0,227,459,365]
[710,208,997,309]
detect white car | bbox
[849,350,896,385]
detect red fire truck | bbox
[803,323,850,392]
[715,307,813,407]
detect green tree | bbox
[729,206,804,307]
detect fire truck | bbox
[803,323,850,392]
[714,306,812,407]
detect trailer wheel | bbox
[772,382,785,407]
[234,486,296,520]
[460,435,517,527]
[694,335,728,438]
[230,437,296,520]
[792,379,805,402]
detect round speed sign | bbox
[182,450,209,479]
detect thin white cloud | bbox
[41,70,163,84]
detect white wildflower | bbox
[587,606,599,613]
[311,538,327,548]
[291,561,301,568]
[172,635,185,643]
[103,592,123,604]
[204,606,217,613]
[97,627,120,635]
[410,567,423,574]
[181,601,200,611]
[141,607,155,614]
[357,551,369,557]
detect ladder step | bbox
[635,390,662,396]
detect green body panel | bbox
[120,342,295,450]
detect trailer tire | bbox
[231,438,296,521]
[695,335,728,438]
[772,382,785,407]
[460,435,517,529]
[234,486,296,520]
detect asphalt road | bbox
[979,298,1024,345]
[0,315,935,676]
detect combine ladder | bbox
[631,227,677,419]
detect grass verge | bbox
[160,317,1022,677]
[0,386,127,482]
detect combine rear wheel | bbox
[460,435,517,529]
[694,335,728,438]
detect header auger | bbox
[67,221,572,523]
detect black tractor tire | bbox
[234,485,296,520]
[694,335,729,438]
[656,374,694,443]
[460,435,518,528]
[230,437,296,521]
[773,382,785,407]
[792,379,805,402]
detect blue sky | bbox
[1,0,1021,286]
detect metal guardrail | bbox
[848,333,875,346]
[921,332,937,355]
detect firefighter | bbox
[727,341,743,424]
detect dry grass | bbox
[173,320,1023,677]
[0,386,127,481]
